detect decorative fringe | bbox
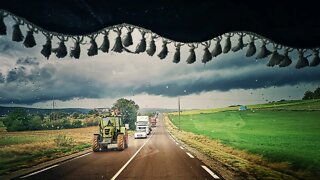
[122,27,134,47]
[135,31,146,53]
[41,34,52,59]
[146,35,156,56]
[23,27,37,48]
[173,43,182,63]
[310,49,320,67]
[279,48,292,67]
[158,41,169,59]
[87,35,98,56]
[0,12,8,35]
[223,33,232,53]
[70,36,84,59]
[232,33,244,52]
[211,38,222,57]
[256,42,272,59]
[52,36,68,58]
[201,41,212,64]
[99,31,110,53]
[12,23,24,42]
[246,36,256,57]
[295,49,309,69]
[186,44,197,64]
[111,28,123,53]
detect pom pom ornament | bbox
[146,35,157,56]
[87,34,98,56]
[52,36,68,58]
[99,30,110,53]
[41,33,53,59]
[186,44,197,64]
[111,27,123,53]
[122,26,134,47]
[173,42,183,63]
[201,41,212,64]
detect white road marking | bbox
[73,152,91,160]
[176,142,179,145]
[201,165,220,179]
[180,146,184,150]
[186,152,194,158]
[20,164,59,178]
[111,133,154,180]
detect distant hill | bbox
[0,106,91,116]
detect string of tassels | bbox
[0,9,319,68]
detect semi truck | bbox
[134,116,150,139]
[149,117,157,127]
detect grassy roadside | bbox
[0,126,97,175]
[164,114,300,180]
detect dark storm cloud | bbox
[133,64,320,97]
[0,73,4,83]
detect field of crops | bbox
[0,126,97,175]
[169,100,320,175]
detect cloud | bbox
[16,57,39,66]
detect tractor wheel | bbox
[92,134,100,152]
[125,132,129,148]
[117,134,125,151]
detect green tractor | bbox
[92,115,128,152]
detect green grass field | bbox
[169,100,320,173]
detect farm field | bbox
[169,100,320,176]
[0,126,97,175]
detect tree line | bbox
[302,87,320,100]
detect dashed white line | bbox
[186,152,194,158]
[175,142,179,145]
[73,152,91,160]
[111,133,154,180]
[20,164,59,178]
[201,165,220,179]
[180,146,184,150]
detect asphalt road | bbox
[21,114,221,180]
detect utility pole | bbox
[178,97,180,131]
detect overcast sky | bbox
[0,17,319,110]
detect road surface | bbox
[21,114,221,180]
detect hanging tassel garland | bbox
[158,41,169,59]
[111,28,123,53]
[211,38,222,57]
[201,41,212,64]
[52,36,68,58]
[41,34,52,59]
[12,23,24,42]
[310,49,320,67]
[279,49,292,67]
[256,42,272,59]
[87,35,98,56]
[232,34,244,52]
[23,30,36,48]
[122,27,134,47]
[0,12,8,35]
[295,50,309,69]
[135,31,146,53]
[186,44,197,64]
[173,43,182,63]
[99,31,110,53]
[223,34,232,53]
[146,36,156,56]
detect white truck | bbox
[134,116,151,139]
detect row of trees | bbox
[302,87,320,100]
[2,109,99,131]
[2,98,139,132]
